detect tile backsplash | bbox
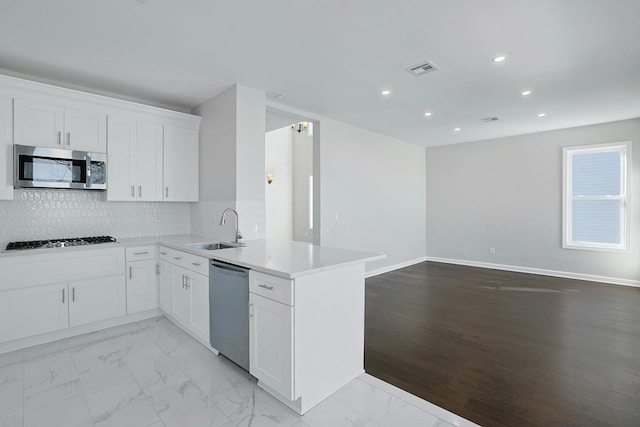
[0,189,191,248]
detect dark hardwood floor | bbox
[364,262,640,427]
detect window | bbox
[563,141,631,251]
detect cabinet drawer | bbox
[159,246,185,265]
[250,271,293,306]
[183,253,209,276]
[126,245,156,262]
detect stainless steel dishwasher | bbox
[209,260,250,371]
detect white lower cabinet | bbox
[125,246,159,314]
[188,271,210,340]
[249,292,294,400]
[158,259,173,313]
[0,247,127,346]
[68,277,126,327]
[159,246,209,343]
[247,265,366,415]
[0,282,69,342]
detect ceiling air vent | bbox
[406,60,439,77]
[482,116,500,122]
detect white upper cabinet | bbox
[107,116,163,202]
[14,99,106,152]
[13,99,64,147]
[136,120,164,201]
[0,95,12,200]
[163,124,199,202]
[64,107,107,152]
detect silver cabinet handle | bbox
[138,185,142,197]
[72,287,75,302]
[258,284,274,290]
[129,266,133,279]
[131,185,135,197]
[191,262,201,266]
[165,187,169,198]
[173,256,182,260]
[62,288,65,304]
[134,251,149,255]
[160,251,168,255]
[185,276,191,290]
[181,274,185,289]
[66,131,71,146]
[156,263,161,276]
[249,301,253,318]
[57,131,62,145]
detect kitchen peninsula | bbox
[153,234,384,415]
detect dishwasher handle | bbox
[210,261,249,278]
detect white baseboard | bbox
[425,256,640,288]
[365,256,428,278]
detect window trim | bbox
[562,141,631,252]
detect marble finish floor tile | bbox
[0,315,476,427]
[0,363,23,426]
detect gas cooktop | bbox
[5,236,117,251]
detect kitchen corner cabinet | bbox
[158,246,209,342]
[0,95,12,200]
[125,246,159,314]
[163,125,199,202]
[248,265,366,415]
[0,247,126,344]
[13,98,106,152]
[107,116,163,201]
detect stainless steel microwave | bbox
[14,144,107,190]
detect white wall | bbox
[265,126,293,241]
[319,118,427,273]
[0,189,190,248]
[425,118,640,283]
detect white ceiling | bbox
[1,0,639,147]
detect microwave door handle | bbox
[85,155,91,188]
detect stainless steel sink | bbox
[187,242,243,250]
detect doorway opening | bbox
[265,110,316,243]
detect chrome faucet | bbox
[220,208,243,243]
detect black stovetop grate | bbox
[5,236,116,251]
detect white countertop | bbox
[1,234,384,278]
[154,234,384,279]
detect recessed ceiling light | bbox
[424,112,432,117]
[381,90,391,96]
[492,55,507,63]
[454,127,461,132]
[537,113,546,117]
[521,90,532,96]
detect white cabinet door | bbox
[135,121,163,201]
[158,260,172,313]
[14,99,64,148]
[126,259,158,314]
[188,272,209,342]
[163,124,199,202]
[107,116,135,201]
[0,283,69,342]
[249,293,294,400]
[0,95,12,200]
[69,276,126,327]
[64,108,106,152]
[171,266,190,327]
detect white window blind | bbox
[563,142,631,251]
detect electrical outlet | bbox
[153,211,160,223]
[489,247,496,255]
